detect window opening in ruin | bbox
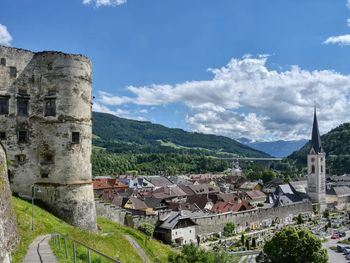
[71,132,80,144]
[0,132,6,140]
[16,154,26,163]
[48,63,53,71]
[8,170,13,184]
[45,99,56,116]
[18,130,28,143]
[41,173,49,179]
[42,153,54,164]
[17,98,29,116]
[0,97,9,115]
[311,165,315,174]
[9,67,17,78]
[0,58,6,66]
[321,165,323,173]
[18,89,28,95]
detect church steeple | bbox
[311,107,323,153]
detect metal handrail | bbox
[51,233,121,263]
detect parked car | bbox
[331,233,339,239]
[339,231,346,238]
[343,248,350,255]
[337,245,345,252]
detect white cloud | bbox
[83,0,126,7]
[347,18,350,27]
[0,24,12,46]
[96,56,350,141]
[347,0,350,9]
[324,34,350,46]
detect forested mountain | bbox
[92,112,269,158]
[288,123,350,175]
[91,112,270,176]
[238,138,308,157]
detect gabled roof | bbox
[158,211,197,230]
[245,190,266,200]
[211,200,254,213]
[311,107,323,154]
[125,197,148,210]
[188,184,220,195]
[152,185,187,199]
[142,176,173,187]
[186,194,212,209]
[239,182,263,190]
[333,186,350,197]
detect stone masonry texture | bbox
[0,45,97,232]
[0,143,19,263]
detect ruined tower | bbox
[307,107,326,210]
[0,45,97,231]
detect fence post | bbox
[87,248,91,263]
[64,237,68,259]
[58,235,61,249]
[73,241,77,263]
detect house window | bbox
[9,67,17,78]
[71,132,80,144]
[0,132,6,140]
[16,154,26,163]
[0,97,9,115]
[41,172,49,179]
[17,98,29,116]
[0,58,6,66]
[18,130,28,143]
[45,99,56,116]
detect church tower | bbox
[307,107,326,208]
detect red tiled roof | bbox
[93,178,128,190]
[211,200,254,213]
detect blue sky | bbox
[1,0,350,141]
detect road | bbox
[322,233,349,263]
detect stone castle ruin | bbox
[0,143,18,263]
[0,45,97,232]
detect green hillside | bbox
[288,123,350,175]
[11,197,176,263]
[92,112,269,158]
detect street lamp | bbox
[31,184,41,231]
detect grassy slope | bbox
[11,197,176,263]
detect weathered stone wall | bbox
[193,202,313,237]
[0,144,18,263]
[131,214,159,229]
[95,199,127,225]
[0,45,97,232]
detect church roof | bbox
[311,108,323,154]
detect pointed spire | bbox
[311,106,323,153]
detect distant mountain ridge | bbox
[288,123,350,175]
[238,138,308,157]
[92,112,270,158]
